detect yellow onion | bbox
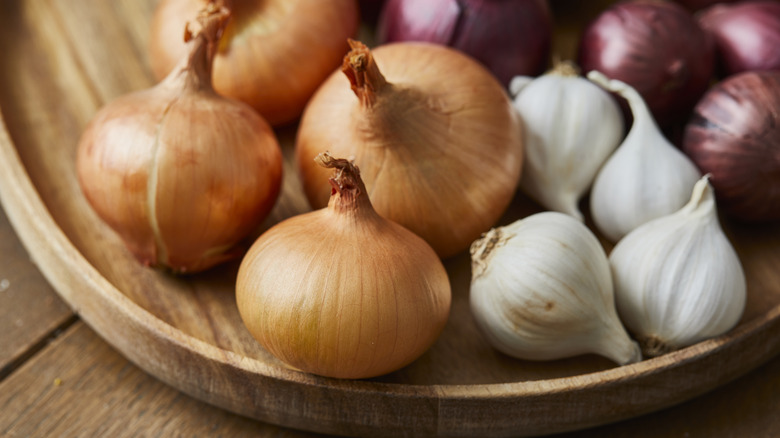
[295,40,524,258]
[149,0,359,126]
[236,153,451,379]
[77,5,283,273]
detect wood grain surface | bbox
[0,206,74,380]
[1,0,780,436]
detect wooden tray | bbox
[1,1,779,436]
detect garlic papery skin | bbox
[469,212,641,365]
[509,62,624,220]
[610,176,747,357]
[587,70,702,242]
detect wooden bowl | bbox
[1,0,779,436]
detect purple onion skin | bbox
[360,0,387,26]
[577,0,714,128]
[377,0,553,87]
[673,0,736,11]
[699,1,780,77]
[683,71,780,222]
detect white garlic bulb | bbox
[587,70,701,242]
[610,176,747,357]
[469,212,641,365]
[509,62,624,220]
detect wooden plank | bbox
[0,321,328,438]
[0,204,74,378]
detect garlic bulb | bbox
[509,62,624,220]
[587,70,701,242]
[610,175,747,357]
[469,212,641,365]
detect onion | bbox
[577,0,714,128]
[295,40,524,258]
[698,0,780,77]
[360,0,387,25]
[236,153,451,379]
[376,0,553,87]
[683,70,780,222]
[672,0,735,11]
[149,0,359,126]
[77,5,283,273]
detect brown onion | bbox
[149,0,359,126]
[683,70,780,222]
[236,153,451,379]
[77,5,283,273]
[577,0,714,128]
[295,40,524,258]
[698,0,780,77]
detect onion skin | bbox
[577,0,714,128]
[698,1,780,77]
[78,6,283,273]
[683,71,780,222]
[236,155,451,379]
[149,0,359,126]
[295,41,524,258]
[673,0,735,11]
[376,0,552,87]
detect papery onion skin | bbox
[149,0,359,126]
[698,0,780,77]
[577,0,714,128]
[77,6,283,273]
[683,71,780,222]
[376,0,553,87]
[295,41,524,258]
[236,154,451,379]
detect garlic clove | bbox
[587,70,701,242]
[610,175,747,357]
[511,62,624,221]
[470,212,641,365]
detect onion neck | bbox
[316,152,375,216]
[341,39,388,108]
[160,2,230,93]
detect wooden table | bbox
[1,201,778,437]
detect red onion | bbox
[577,0,714,128]
[376,0,553,87]
[360,0,387,25]
[683,71,780,222]
[698,1,780,77]
[673,0,735,11]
